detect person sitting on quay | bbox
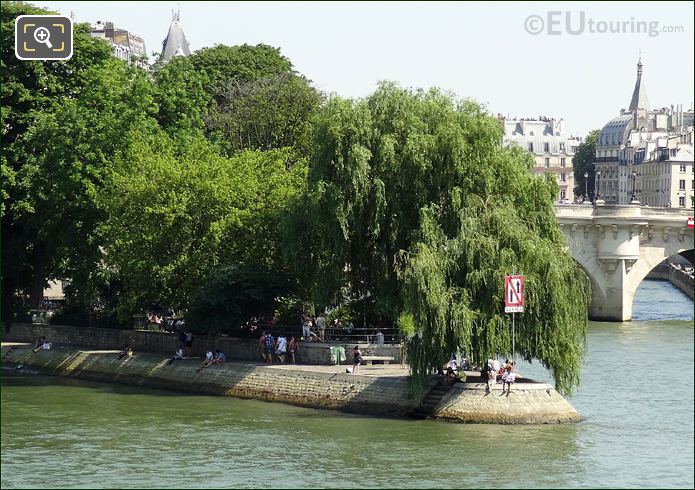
[501,365,516,395]
[167,347,185,366]
[211,349,226,366]
[197,349,214,372]
[32,336,50,353]
[116,344,133,360]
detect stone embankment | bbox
[646,261,694,299]
[1,341,581,424]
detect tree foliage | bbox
[98,136,307,321]
[189,44,294,98]
[1,2,155,319]
[572,130,599,200]
[207,72,321,155]
[292,83,590,395]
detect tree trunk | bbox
[2,276,14,332]
[29,242,48,309]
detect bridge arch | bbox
[556,205,693,321]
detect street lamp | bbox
[594,170,603,205]
[630,171,640,204]
[584,171,588,201]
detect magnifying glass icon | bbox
[33,27,53,49]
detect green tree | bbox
[572,130,599,201]
[99,136,307,322]
[1,2,156,324]
[207,72,322,156]
[152,56,211,136]
[189,44,294,98]
[292,83,590,395]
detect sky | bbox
[35,1,695,136]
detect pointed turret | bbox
[628,58,649,111]
[161,10,190,63]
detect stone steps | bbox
[410,378,451,419]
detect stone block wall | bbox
[2,324,337,364]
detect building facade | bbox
[90,20,148,69]
[594,60,694,208]
[502,117,582,202]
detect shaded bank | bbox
[1,344,580,424]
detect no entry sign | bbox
[505,275,524,313]
[688,217,694,229]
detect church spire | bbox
[628,57,649,111]
[160,8,191,63]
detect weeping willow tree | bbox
[286,82,590,396]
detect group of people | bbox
[482,358,517,394]
[258,331,298,365]
[301,313,358,343]
[195,349,226,372]
[301,314,324,342]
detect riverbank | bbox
[647,261,694,299]
[1,342,581,424]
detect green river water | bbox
[1,280,693,488]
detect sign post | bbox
[504,274,524,367]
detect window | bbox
[680,164,687,173]
[559,142,566,152]
[528,142,534,152]
[680,179,686,190]
[544,142,550,153]
[561,190,566,199]
[561,172,566,182]
[560,158,566,167]
[692,180,694,190]
[679,196,686,207]
[545,158,550,168]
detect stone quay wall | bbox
[646,263,694,299]
[1,323,402,365]
[433,382,581,424]
[1,345,417,417]
[1,342,581,424]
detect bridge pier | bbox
[556,205,693,322]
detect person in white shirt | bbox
[501,366,516,394]
[275,335,288,364]
[167,347,184,366]
[196,349,214,372]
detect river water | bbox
[1,280,693,488]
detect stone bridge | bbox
[555,205,693,321]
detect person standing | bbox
[316,314,326,341]
[352,345,362,374]
[302,315,311,341]
[258,331,267,362]
[184,329,193,356]
[275,334,287,364]
[264,331,275,364]
[288,336,298,364]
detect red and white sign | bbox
[688,217,694,229]
[505,275,524,313]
